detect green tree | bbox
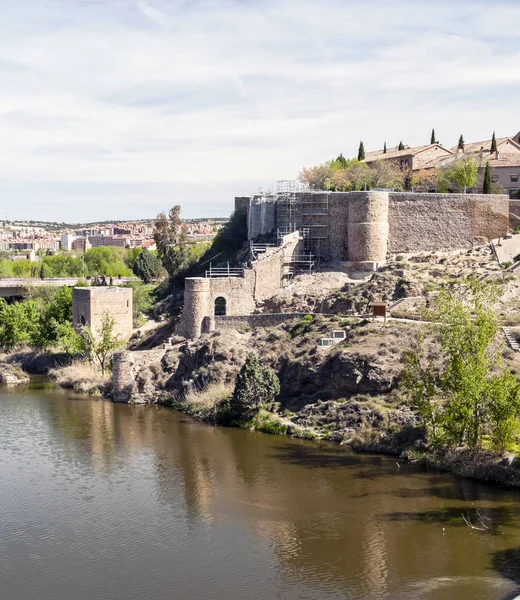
[0,299,40,348]
[403,280,520,451]
[335,153,347,167]
[133,248,163,283]
[35,286,82,354]
[398,141,405,151]
[230,355,280,420]
[383,141,387,154]
[483,161,492,194]
[458,135,465,151]
[357,141,365,161]
[430,129,436,144]
[491,130,497,153]
[210,208,248,255]
[447,156,477,193]
[154,205,189,280]
[79,312,123,375]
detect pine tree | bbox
[357,141,365,161]
[430,129,436,144]
[483,161,492,194]
[458,135,465,151]
[491,131,497,153]
[383,141,387,154]
[398,141,405,151]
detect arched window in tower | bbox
[79,314,86,326]
[214,297,226,316]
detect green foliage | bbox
[290,314,315,338]
[398,141,405,151]
[35,286,82,354]
[383,141,387,154]
[483,161,492,194]
[402,280,520,452]
[254,413,288,435]
[231,355,280,420]
[430,129,436,144]
[132,248,163,283]
[487,372,520,454]
[0,299,40,348]
[210,208,248,255]
[154,205,189,280]
[458,134,465,151]
[79,312,123,375]
[125,281,154,326]
[125,247,143,270]
[357,141,365,161]
[446,156,478,193]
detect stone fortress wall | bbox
[176,231,302,339]
[246,191,509,264]
[175,191,509,340]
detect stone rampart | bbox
[388,193,508,253]
[347,192,389,265]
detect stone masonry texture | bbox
[73,287,133,340]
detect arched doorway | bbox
[214,297,227,316]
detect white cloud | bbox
[0,0,519,219]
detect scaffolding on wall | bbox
[299,191,329,264]
[276,180,300,240]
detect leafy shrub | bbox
[290,314,315,338]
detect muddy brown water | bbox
[1,385,520,600]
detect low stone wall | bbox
[213,313,309,331]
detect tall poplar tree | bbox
[357,141,365,161]
[483,162,492,194]
[383,141,387,154]
[430,129,436,144]
[458,135,465,151]
[398,141,405,151]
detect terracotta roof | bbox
[364,143,452,162]
[450,137,520,154]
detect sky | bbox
[1,0,519,222]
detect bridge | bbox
[0,277,138,298]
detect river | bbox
[1,385,520,600]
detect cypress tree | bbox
[357,141,365,161]
[491,131,497,153]
[458,135,465,151]
[398,141,405,151]
[430,129,436,144]
[383,141,387,154]
[483,162,492,194]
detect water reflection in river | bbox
[1,386,520,600]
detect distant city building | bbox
[60,234,76,251]
[88,235,130,248]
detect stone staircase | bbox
[502,326,520,352]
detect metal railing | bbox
[205,263,244,278]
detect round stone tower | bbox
[181,278,211,339]
[347,192,389,269]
